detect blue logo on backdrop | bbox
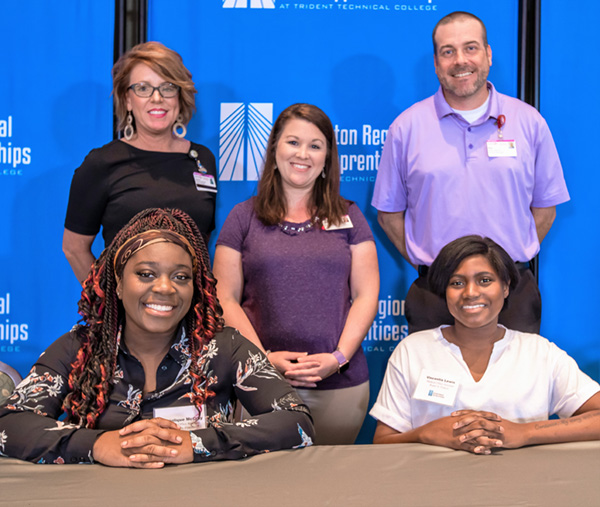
[223,0,276,8]
[0,293,29,354]
[223,0,437,12]
[0,115,31,177]
[219,103,273,181]
[362,294,408,354]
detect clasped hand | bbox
[92,417,193,468]
[417,410,508,455]
[267,351,339,388]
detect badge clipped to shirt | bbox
[487,113,517,158]
[487,140,518,158]
[193,172,217,193]
[153,404,206,431]
[413,369,459,407]
[321,215,354,231]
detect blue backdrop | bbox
[539,1,600,381]
[1,0,597,444]
[0,3,113,373]
[148,0,518,442]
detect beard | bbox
[436,64,489,102]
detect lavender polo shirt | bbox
[216,199,373,390]
[372,82,569,265]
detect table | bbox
[1,442,599,506]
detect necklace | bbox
[278,217,318,236]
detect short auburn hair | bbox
[112,41,197,130]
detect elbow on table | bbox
[287,409,316,449]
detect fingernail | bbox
[121,441,128,447]
[171,449,178,455]
[176,436,182,442]
[495,440,503,446]
[484,449,491,455]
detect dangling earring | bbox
[172,114,187,138]
[321,168,326,179]
[124,111,134,141]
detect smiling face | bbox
[445,254,508,331]
[117,241,194,343]
[274,118,328,196]
[126,63,180,138]
[433,17,492,109]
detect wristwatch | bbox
[332,349,349,374]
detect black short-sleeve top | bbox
[64,140,217,245]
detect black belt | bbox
[418,260,531,278]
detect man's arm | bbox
[377,211,415,268]
[531,206,556,243]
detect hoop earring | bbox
[124,111,134,141]
[172,115,187,138]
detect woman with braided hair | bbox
[0,208,314,467]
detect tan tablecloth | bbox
[1,442,599,506]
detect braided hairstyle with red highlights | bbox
[62,208,224,428]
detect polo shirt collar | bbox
[434,81,500,123]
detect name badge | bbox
[153,404,206,431]
[321,215,353,231]
[487,140,517,157]
[413,369,459,407]
[193,172,217,193]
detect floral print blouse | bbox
[0,326,314,464]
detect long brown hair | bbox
[254,103,348,226]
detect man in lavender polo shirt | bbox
[371,11,569,334]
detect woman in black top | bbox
[63,42,217,283]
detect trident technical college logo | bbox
[219,103,273,181]
[222,0,276,8]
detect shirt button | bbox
[467,127,472,132]
[161,365,167,371]
[468,144,473,149]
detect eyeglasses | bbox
[128,82,180,98]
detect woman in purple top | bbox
[214,104,379,444]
